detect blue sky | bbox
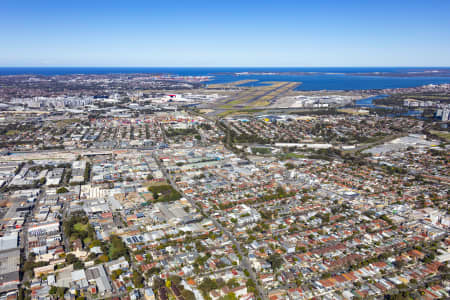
[1,0,450,67]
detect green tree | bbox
[108,235,129,260]
[227,278,239,289]
[246,278,256,293]
[132,270,144,288]
[268,253,283,270]
[57,287,67,298]
[56,187,69,194]
[220,293,237,300]
[49,286,57,295]
[74,261,84,270]
[66,253,78,264]
[153,277,165,290]
[285,163,295,169]
[181,289,196,300]
[199,277,218,293]
[169,275,182,286]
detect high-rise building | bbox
[442,109,450,121]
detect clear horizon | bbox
[2,66,450,68]
[1,0,450,67]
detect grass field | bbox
[6,130,20,136]
[430,130,450,142]
[147,183,181,202]
[74,222,89,232]
[217,109,264,117]
[279,152,306,160]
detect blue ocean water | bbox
[1,67,450,91]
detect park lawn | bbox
[6,130,20,136]
[73,222,89,232]
[148,184,181,202]
[252,147,272,154]
[430,130,450,142]
[280,153,306,160]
